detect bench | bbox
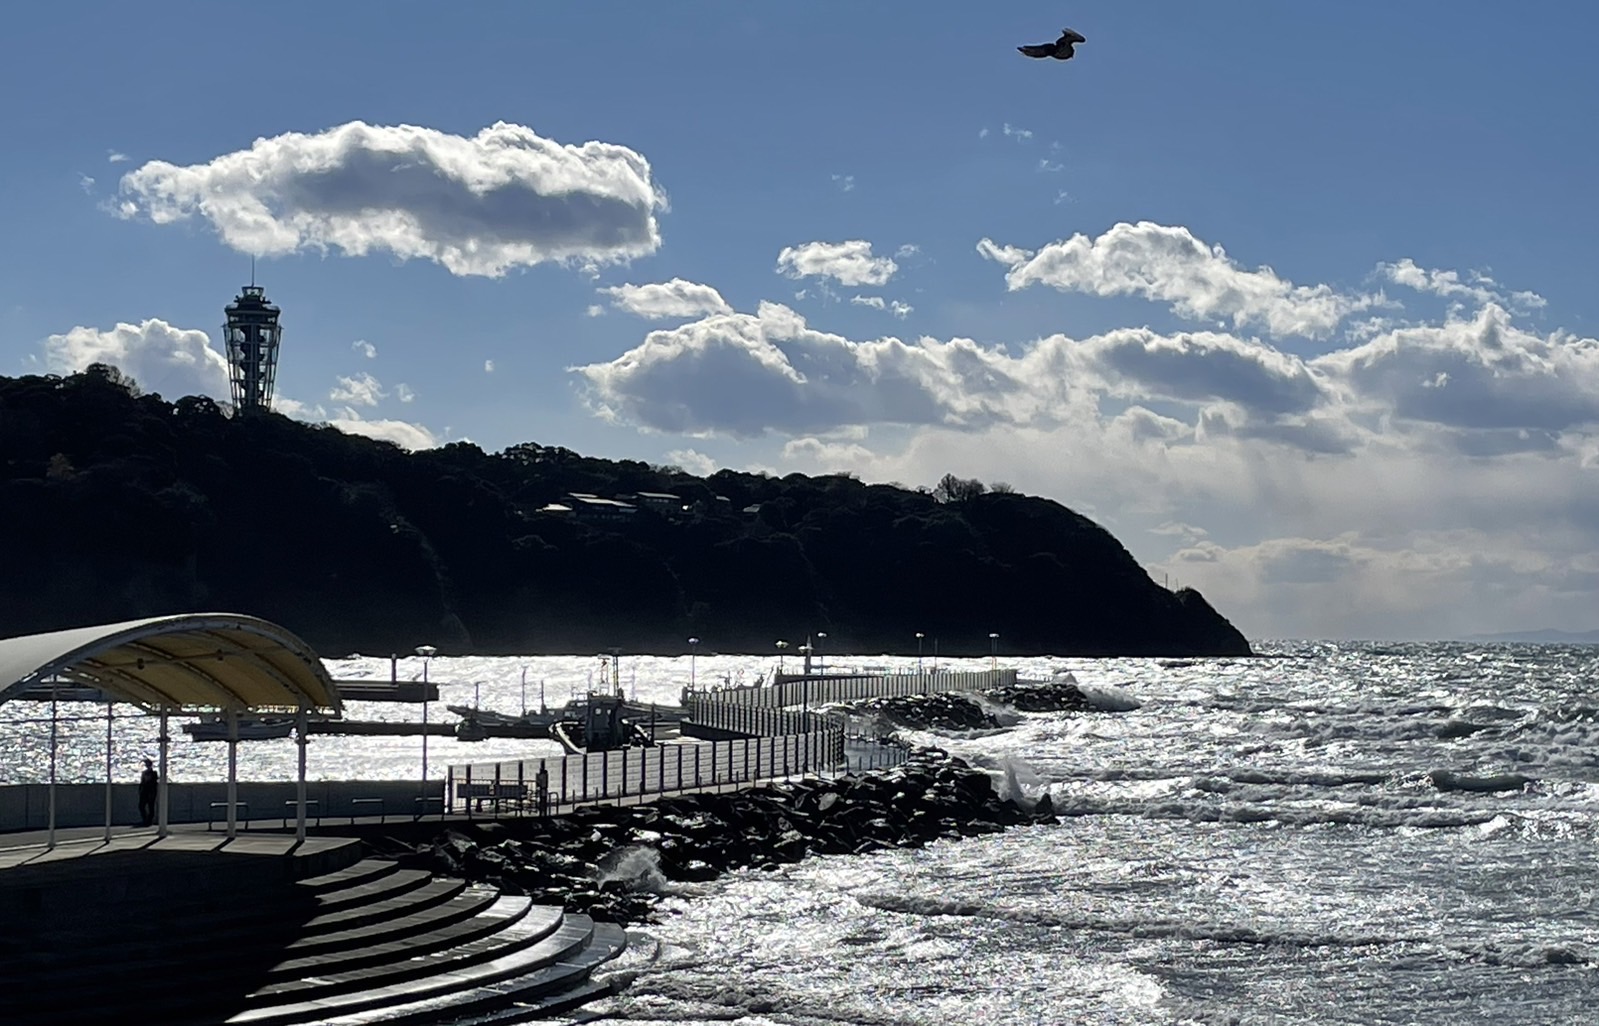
[350,797,385,824]
[454,782,530,813]
[412,796,445,821]
[207,801,249,831]
[282,799,320,829]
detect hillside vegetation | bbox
[0,367,1251,657]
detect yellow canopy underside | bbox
[0,613,344,714]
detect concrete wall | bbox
[0,779,446,832]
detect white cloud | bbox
[665,448,718,476]
[395,383,416,403]
[895,244,920,259]
[1313,303,1599,443]
[1002,123,1033,142]
[107,150,127,163]
[776,240,898,287]
[586,304,606,317]
[77,174,95,194]
[1038,159,1064,173]
[1377,258,1546,313]
[980,221,1381,339]
[598,278,732,320]
[851,295,913,319]
[484,359,495,373]
[831,174,855,192]
[327,408,439,450]
[115,120,667,277]
[42,318,229,400]
[352,339,376,359]
[978,127,990,139]
[329,371,386,406]
[574,301,1031,438]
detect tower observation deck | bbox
[224,284,282,413]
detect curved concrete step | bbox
[312,866,434,913]
[229,913,599,1025]
[267,897,557,982]
[302,875,468,936]
[285,883,502,957]
[268,921,627,1026]
[296,858,401,895]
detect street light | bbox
[915,632,925,674]
[988,633,999,671]
[816,632,827,674]
[415,645,437,799]
[688,637,700,689]
[776,639,788,676]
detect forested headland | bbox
[0,367,1251,658]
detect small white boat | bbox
[181,715,297,742]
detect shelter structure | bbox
[0,614,343,846]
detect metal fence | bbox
[684,668,1017,711]
[444,668,1016,818]
[446,727,844,817]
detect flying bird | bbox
[1018,28,1087,61]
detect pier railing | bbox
[443,667,1015,819]
[446,727,844,818]
[684,668,1017,711]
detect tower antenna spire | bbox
[250,255,255,287]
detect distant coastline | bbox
[1461,628,1599,644]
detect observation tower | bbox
[223,281,282,413]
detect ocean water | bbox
[7,642,1599,1023]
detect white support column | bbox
[47,680,58,849]
[157,711,170,839]
[226,708,239,839]
[295,706,309,843]
[103,700,114,842]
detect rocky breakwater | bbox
[384,748,1056,925]
[850,678,1098,732]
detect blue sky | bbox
[4,2,1598,641]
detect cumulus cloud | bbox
[831,174,855,192]
[42,318,229,400]
[106,150,128,163]
[394,383,416,403]
[979,221,1380,339]
[598,278,732,319]
[484,360,495,373]
[352,339,376,359]
[776,240,898,287]
[329,371,386,406]
[664,448,718,476]
[327,409,439,450]
[116,120,666,277]
[1377,258,1545,313]
[1002,123,1033,142]
[573,302,1028,438]
[851,295,885,310]
[1314,303,1599,441]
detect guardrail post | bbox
[620,747,628,798]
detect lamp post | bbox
[776,640,788,677]
[688,637,700,689]
[915,632,925,674]
[415,645,437,797]
[816,632,827,674]
[988,633,999,671]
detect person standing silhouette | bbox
[138,758,159,827]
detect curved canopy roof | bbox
[0,614,343,714]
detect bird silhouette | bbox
[1018,28,1087,61]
